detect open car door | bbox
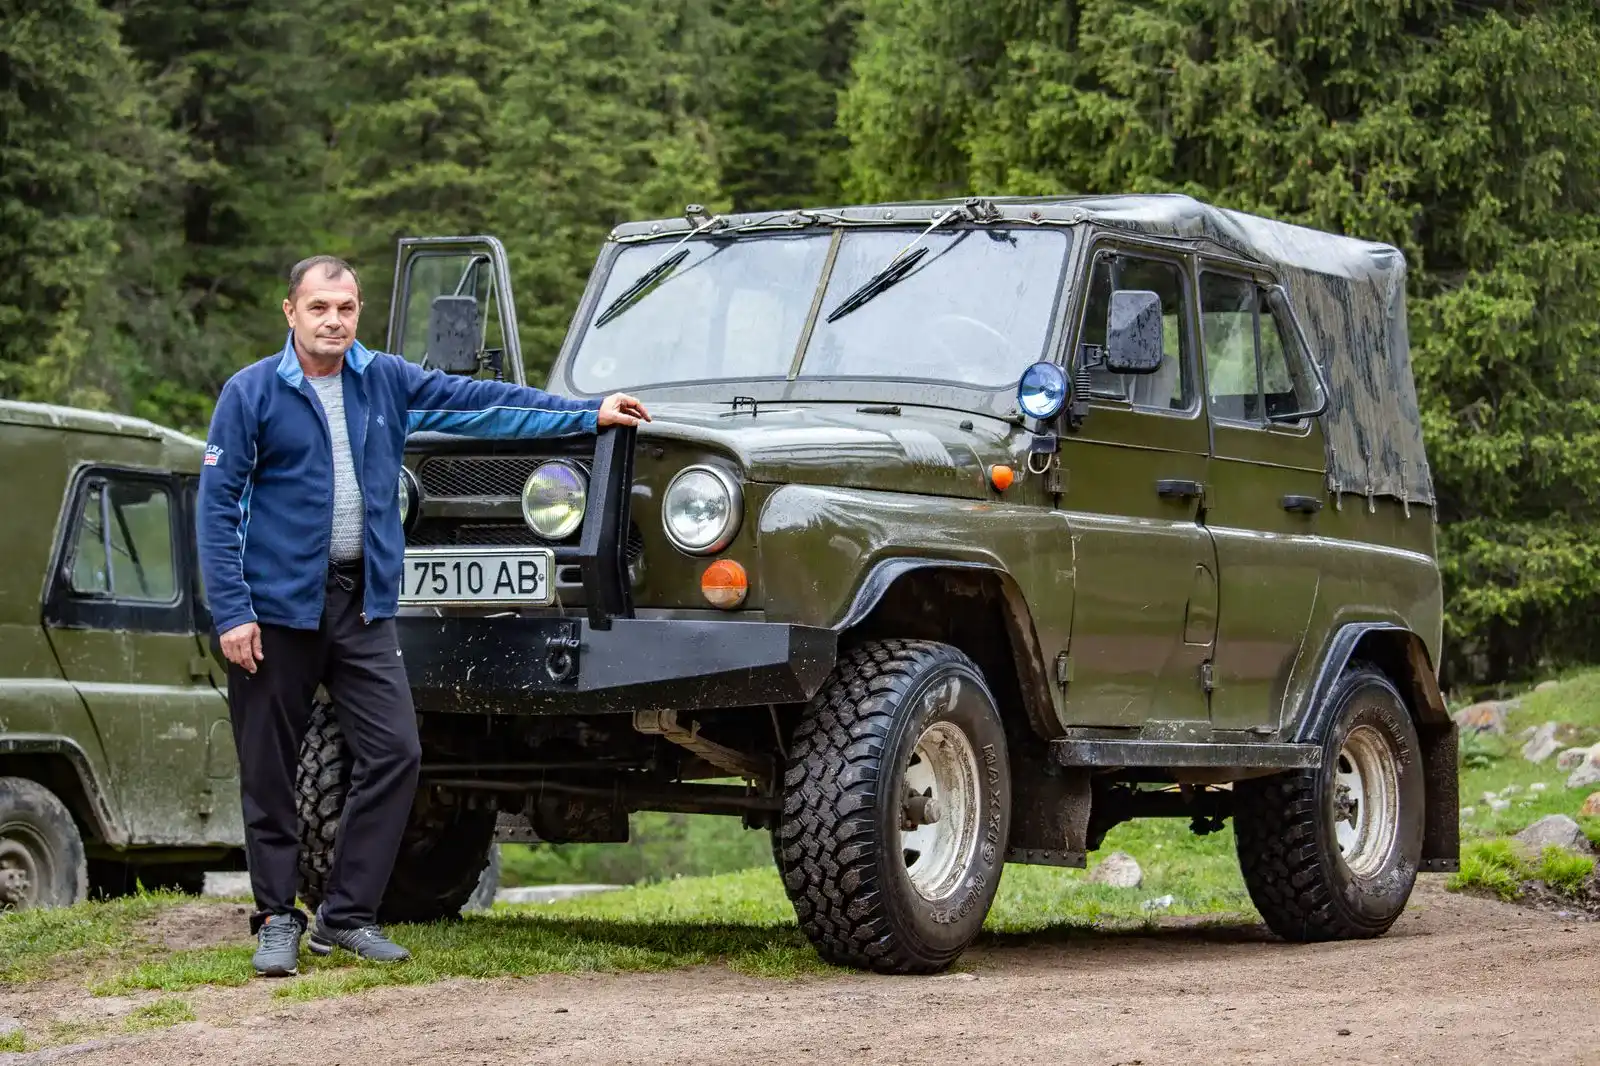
[387,236,526,384]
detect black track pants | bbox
[227,566,420,932]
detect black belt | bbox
[327,559,364,591]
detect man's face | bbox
[283,268,361,361]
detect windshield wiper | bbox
[824,207,962,323]
[594,248,690,328]
[594,212,727,328]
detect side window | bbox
[65,478,178,603]
[1078,251,1193,412]
[1200,270,1323,424]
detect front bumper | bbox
[397,614,838,715]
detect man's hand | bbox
[598,393,651,428]
[221,622,264,674]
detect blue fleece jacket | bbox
[197,333,602,635]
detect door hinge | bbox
[188,656,214,681]
[1199,661,1214,694]
[1054,651,1072,687]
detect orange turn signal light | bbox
[990,464,1015,492]
[701,559,749,609]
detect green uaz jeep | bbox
[0,402,245,909]
[298,195,1455,973]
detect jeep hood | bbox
[636,402,1015,500]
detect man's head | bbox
[283,255,362,363]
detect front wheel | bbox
[776,640,1011,974]
[1234,664,1424,940]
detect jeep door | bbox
[1057,242,1219,727]
[1194,263,1329,731]
[43,466,233,845]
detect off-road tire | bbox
[295,699,497,923]
[1234,664,1424,941]
[776,639,1010,974]
[0,776,88,910]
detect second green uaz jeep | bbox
[296,196,1456,973]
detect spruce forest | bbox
[4,0,1599,687]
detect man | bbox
[197,255,648,977]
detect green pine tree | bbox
[0,0,170,409]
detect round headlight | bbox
[398,467,420,531]
[1017,360,1069,420]
[521,460,588,540]
[662,466,742,555]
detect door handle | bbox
[1281,494,1323,514]
[1156,479,1204,500]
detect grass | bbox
[1446,669,1600,904]
[123,997,196,1032]
[0,1029,23,1053]
[90,816,1251,1001]
[1448,838,1597,901]
[1454,671,1600,842]
[0,891,182,983]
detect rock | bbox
[0,1017,20,1038]
[1521,722,1565,763]
[1500,784,1521,796]
[1087,851,1143,889]
[1581,792,1600,818]
[1454,701,1509,735]
[1513,814,1594,856]
[1568,749,1600,791]
[1530,782,1548,793]
[1489,799,1511,812]
[1557,747,1591,772]
[1537,680,1562,693]
[1459,807,1476,818]
[1481,790,1500,804]
[1141,894,1175,911]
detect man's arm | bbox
[196,379,261,637]
[401,359,603,438]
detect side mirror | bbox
[426,294,482,374]
[1105,289,1165,374]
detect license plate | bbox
[399,548,555,606]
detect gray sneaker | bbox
[308,909,412,963]
[252,913,305,977]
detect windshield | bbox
[568,227,1072,393]
[571,234,831,393]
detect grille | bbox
[408,519,646,562]
[417,455,548,498]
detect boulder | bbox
[1087,850,1143,889]
[1568,749,1600,791]
[1536,680,1562,693]
[1580,792,1600,819]
[1557,747,1592,773]
[1513,814,1594,856]
[1521,722,1565,763]
[1454,701,1509,735]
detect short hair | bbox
[287,255,361,302]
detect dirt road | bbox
[5,880,1598,1066]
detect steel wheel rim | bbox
[0,821,49,910]
[1332,723,1400,878]
[900,687,982,901]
